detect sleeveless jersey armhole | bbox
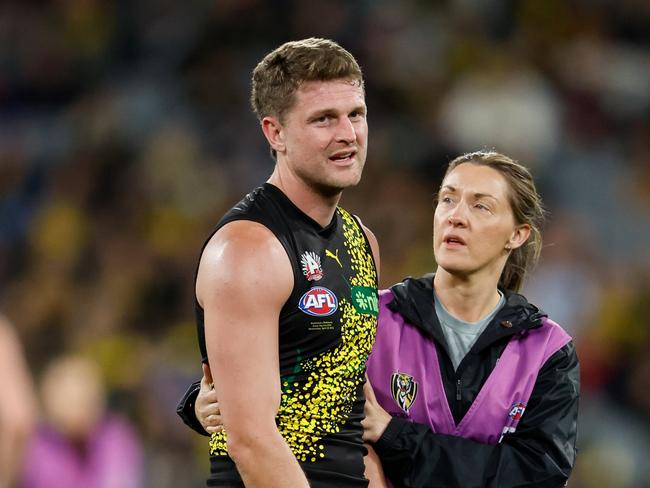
[349,212,378,278]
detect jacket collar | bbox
[387,274,547,353]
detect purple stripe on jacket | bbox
[366,289,571,449]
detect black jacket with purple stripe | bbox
[371,275,579,488]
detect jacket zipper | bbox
[456,378,462,401]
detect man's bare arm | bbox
[0,317,36,488]
[197,221,308,488]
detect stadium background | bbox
[1,1,649,486]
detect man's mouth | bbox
[329,150,357,164]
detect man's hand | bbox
[196,363,222,434]
[362,377,392,444]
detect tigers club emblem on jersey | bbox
[391,372,418,413]
[298,287,338,317]
[301,251,323,281]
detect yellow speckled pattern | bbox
[208,207,377,461]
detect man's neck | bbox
[433,268,503,323]
[268,168,341,228]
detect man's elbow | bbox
[225,423,283,465]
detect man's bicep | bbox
[198,222,293,434]
[205,299,283,427]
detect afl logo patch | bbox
[509,402,526,421]
[499,401,527,443]
[298,287,338,317]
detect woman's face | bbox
[433,163,528,280]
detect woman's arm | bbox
[364,444,388,488]
[368,343,579,488]
[183,373,391,486]
[177,363,221,436]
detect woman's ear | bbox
[507,223,531,250]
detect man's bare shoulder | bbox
[196,220,293,307]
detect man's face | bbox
[277,79,368,196]
[433,163,520,279]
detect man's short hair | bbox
[251,38,364,123]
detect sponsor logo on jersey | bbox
[325,248,343,268]
[300,251,323,281]
[298,287,338,317]
[351,286,378,316]
[391,371,418,413]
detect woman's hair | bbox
[443,150,545,292]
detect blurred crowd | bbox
[1,1,649,487]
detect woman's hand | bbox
[197,368,393,442]
[196,363,223,434]
[362,376,392,444]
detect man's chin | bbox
[314,176,362,197]
[313,183,347,199]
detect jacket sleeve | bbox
[373,342,579,488]
[176,379,210,436]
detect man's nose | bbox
[336,116,356,144]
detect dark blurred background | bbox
[1,1,649,487]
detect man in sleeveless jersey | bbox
[187,39,381,487]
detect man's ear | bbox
[507,223,531,250]
[261,116,285,155]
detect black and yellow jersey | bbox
[196,183,378,487]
